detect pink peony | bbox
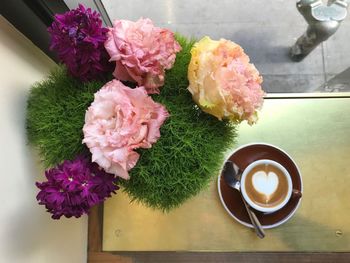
[188,37,264,125]
[104,18,182,94]
[82,80,169,179]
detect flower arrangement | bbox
[27,4,264,219]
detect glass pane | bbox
[100,0,350,93]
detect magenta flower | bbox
[36,156,119,219]
[48,4,112,81]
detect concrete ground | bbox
[101,0,350,93]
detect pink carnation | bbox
[104,18,182,94]
[83,80,169,179]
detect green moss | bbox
[26,66,105,167]
[26,36,237,210]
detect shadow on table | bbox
[272,214,349,251]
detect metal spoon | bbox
[223,161,265,239]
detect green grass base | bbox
[26,67,107,167]
[26,36,237,210]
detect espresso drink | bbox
[244,163,289,209]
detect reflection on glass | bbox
[101,0,350,94]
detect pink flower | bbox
[188,37,264,125]
[83,80,169,179]
[104,18,181,94]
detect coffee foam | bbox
[252,170,279,197]
[245,163,288,208]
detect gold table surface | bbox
[103,97,350,252]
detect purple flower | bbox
[36,156,119,219]
[48,4,112,81]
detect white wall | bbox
[0,16,87,263]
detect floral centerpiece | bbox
[27,4,264,219]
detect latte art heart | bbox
[252,171,279,196]
[243,161,291,211]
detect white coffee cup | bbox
[240,159,293,213]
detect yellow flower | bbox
[188,36,264,124]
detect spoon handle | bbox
[241,196,265,239]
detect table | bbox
[88,94,350,262]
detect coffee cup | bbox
[240,159,293,213]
